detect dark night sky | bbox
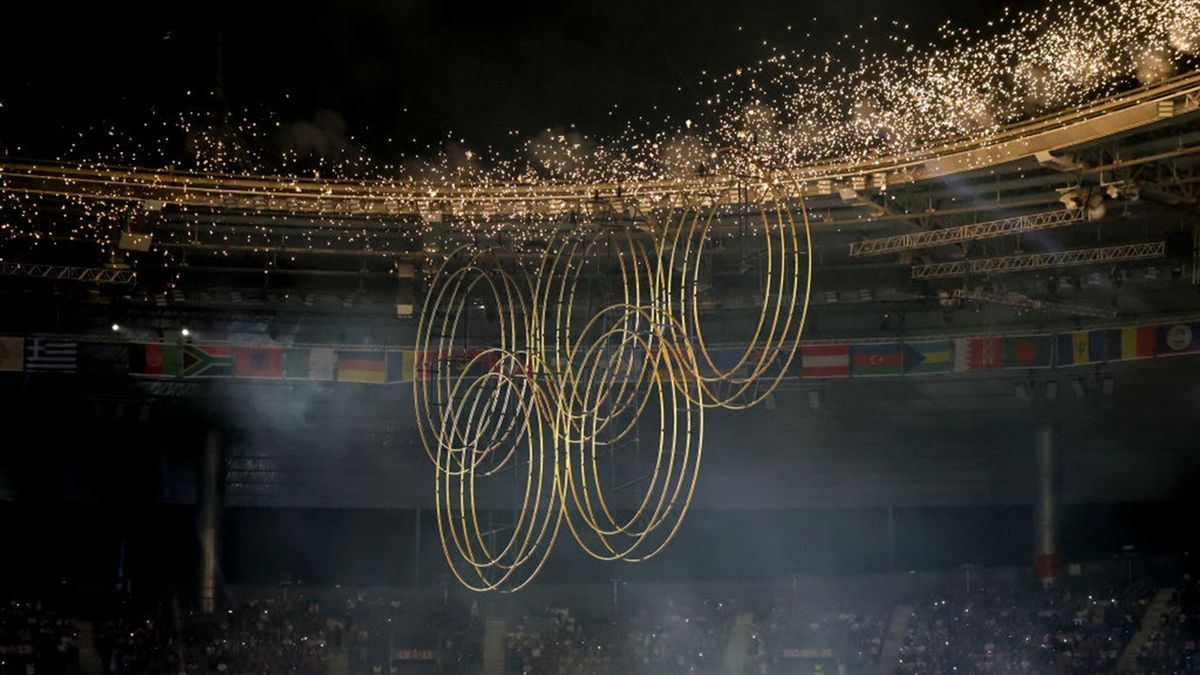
[0,0,1041,159]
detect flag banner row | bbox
[2,320,1200,383]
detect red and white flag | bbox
[954,337,1003,371]
[800,344,850,378]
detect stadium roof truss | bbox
[911,242,1166,279]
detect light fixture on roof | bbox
[1086,193,1106,221]
[1058,188,1082,210]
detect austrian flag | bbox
[800,344,850,378]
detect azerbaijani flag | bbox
[850,343,902,376]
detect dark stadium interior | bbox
[3,2,1200,675]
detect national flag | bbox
[0,337,23,372]
[25,339,77,373]
[699,347,749,377]
[1156,322,1200,356]
[234,347,284,379]
[902,340,953,375]
[130,344,181,376]
[1056,330,1110,366]
[415,347,498,381]
[850,343,902,376]
[954,337,1002,372]
[78,342,130,377]
[601,344,645,383]
[182,345,234,378]
[337,350,386,384]
[749,346,789,379]
[800,344,849,378]
[1116,325,1156,360]
[387,350,417,383]
[1002,335,1053,369]
[283,348,335,381]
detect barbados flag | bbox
[1056,330,1108,366]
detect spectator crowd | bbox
[2,572,1199,675]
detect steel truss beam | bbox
[911,242,1165,279]
[0,262,137,284]
[851,209,1084,257]
[951,288,1116,319]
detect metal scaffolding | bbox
[950,288,1117,318]
[911,242,1166,279]
[851,209,1085,257]
[0,262,137,284]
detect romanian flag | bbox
[1115,325,1156,360]
[336,350,386,384]
[850,343,902,376]
[386,350,417,383]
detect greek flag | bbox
[25,338,77,372]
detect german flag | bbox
[336,350,386,384]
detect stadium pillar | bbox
[199,429,223,612]
[413,506,421,587]
[1034,424,1062,584]
[886,505,896,572]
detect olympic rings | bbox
[414,188,813,591]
